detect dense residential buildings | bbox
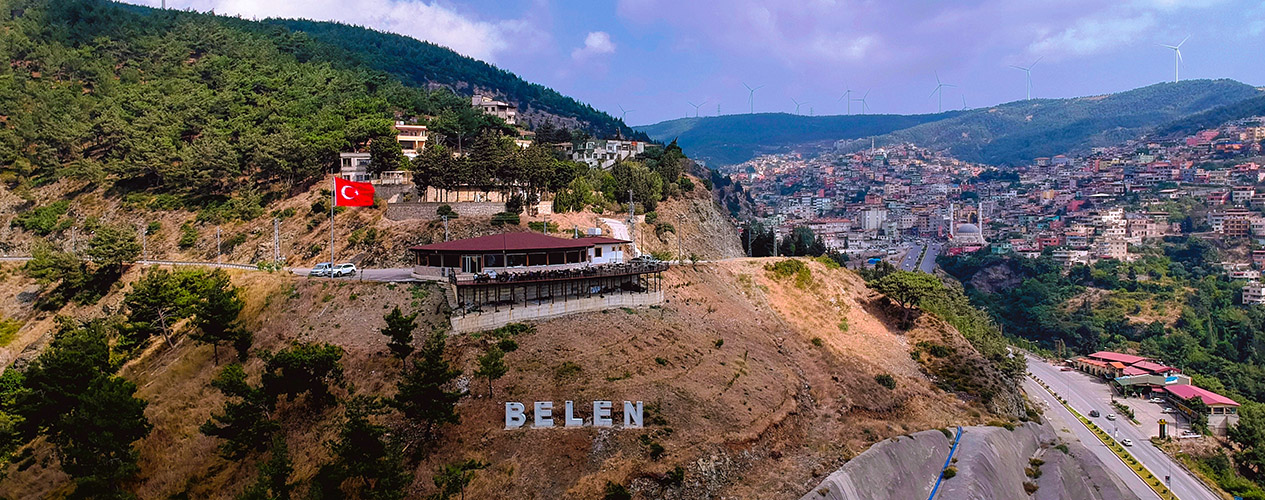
[721,115,1265,274]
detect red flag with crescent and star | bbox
[334,177,375,207]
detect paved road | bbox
[291,267,421,282]
[918,242,941,273]
[1026,354,1221,500]
[899,243,924,271]
[599,217,634,255]
[1022,376,1161,499]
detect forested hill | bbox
[249,18,648,142]
[636,112,953,166]
[639,79,1262,167]
[0,0,641,199]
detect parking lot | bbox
[1047,363,1191,437]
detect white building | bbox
[572,139,647,169]
[472,94,518,125]
[1244,282,1265,305]
[860,208,888,232]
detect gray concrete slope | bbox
[800,430,950,500]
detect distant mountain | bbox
[1151,92,1265,139]
[636,112,954,166]
[638,80,1263,167]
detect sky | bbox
[124,0,1265,126]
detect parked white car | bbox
[1121,438,1133,447]
[1149,397,1165,404]
[1106,414,1116,421]
[331,263,358,277]
[309,262,332,277]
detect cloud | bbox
[122,0,540,63]
[572,31,616,59]
[1027,11,1156,58]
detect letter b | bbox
[505,402,526,429]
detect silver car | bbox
[332,263,358,277]
[309,262,332,277]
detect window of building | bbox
[594,247,602,258]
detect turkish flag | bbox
[335,177,375,207]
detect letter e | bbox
[623,401,643,428]
[505,402,526,429]
[594,400,613,427]
[534,401,554,428]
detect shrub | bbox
[811,337,824,347]
[554,361,583,380]
[939,428,953,439]
[12,201,71,235]
[663,466,685,486]
[942,466,957,479]
[1023,482,1038,494]
[655,357,668,366]
[603,482,632,500]
[436,204,457,218]
[874,373,896,390]
[714,339,724,348]
[764,259,812,289]
[491,212,520,226]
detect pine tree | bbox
[392,331,462,437]
[432,459,489,500]
[200,364,278,459]
[380,306,418,360]
[53,375,152,497]
[262,342,345,407]
[312,396,412,500]
[474,347,507,398]
[237,435,294,500]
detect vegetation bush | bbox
[942,466,957,479]
[12,201,71,235]
[764,259,813,289]
[491,212,521,226]
[874,373,896,390]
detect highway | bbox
[1021,376,1161,499]
[918,241,941,273]
[1026,354,1221,500]
[899,243,924,271]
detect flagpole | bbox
[330,174,336,271]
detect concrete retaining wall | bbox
[800,430,951,500]
[801,422,1141,500]
[385,202,505,221]
[448,290,663,333]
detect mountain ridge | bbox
[638,79,1263,167]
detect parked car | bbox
[331,263,357,277]
[1060,367,1073,371]
[1162,407,1176,414]
[1149,397,1165,404]
[309,262,332,277]
[1106,414,1116,421]
[1121,438,1133,447]
[1089,410,1100,417]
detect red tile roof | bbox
[1122,366,1148,376]
[1088,351,1147,365]
[1109,362,1127,370]
[1130,361,1177,374]
[410,233,594,253]
[1164,384,1239,407]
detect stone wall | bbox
[384,202,504,221]
[448,290,663,333]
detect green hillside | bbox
[637,112,954,166]
[640,80,1262,167]
[252,18,648,142]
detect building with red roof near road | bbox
[1156,384,1240,435]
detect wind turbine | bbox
[1159,35,1190,83]
[1009,56,1042,100]
[851,89,871,114]
[688,100,707,118]
[743,83,763,114]
[617,104,634,122]
[929,72,955,113]
[838,86,853,115]
[962,95,968,110]
[791,97,807,115]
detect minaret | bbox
[949,203,955,238]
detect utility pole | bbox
[273,218,280,263]
[216,226,222,265]
[442,215,449,241]
[140,223,148,263]
[70,226,77,255]
[677,213,685,263]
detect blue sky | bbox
[126,0,1265,126]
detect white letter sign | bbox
[623,401,643,428]
[564,400,584,427]
[534,401,554,428]
[505,402,526,429]
[593,400,613,427]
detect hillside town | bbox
[725,116,1265,291]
